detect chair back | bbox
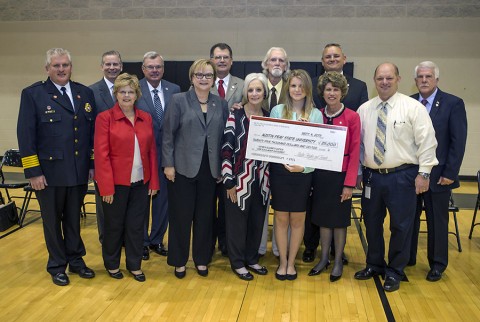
[0,149,26,185]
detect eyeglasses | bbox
[50,63,71,69]
[117,90,136,96]
[194,73,214,80]
[143,65,164,71]
[212,55,231,61]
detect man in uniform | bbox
[89,50,123,243]
[17,48,96,286]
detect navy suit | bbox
[136,77,181,248]
[17,78,96,275]
[409,89,467,271]
[313,74,368,111]
[89,78,116,243]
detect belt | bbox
[130,180,144,187]
[366,164,416,174]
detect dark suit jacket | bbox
[262,80,287,112]
[89,78,115,113]
[136,78,181,165]
[17,78,96,186]
[411,89,467,192]
[313,74,368,111]
[162,88,229,178]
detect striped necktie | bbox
[152,89,163,123]
[374,102,388,166]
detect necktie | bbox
[421,99,428,106]
[111,86,115,101]
[374,102,388,166]
[270,87,277,110]
[218,79,225,99]
[152,89,164,123]
[61,86,74,111]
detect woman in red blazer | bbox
[308,72,361,282]
[94,73,159,282]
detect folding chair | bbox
[0,149,31,226]
[468,170,480,239]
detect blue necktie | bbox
[152,89,163,123]
[374,102,388,166]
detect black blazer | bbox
[411,89,467,192]
[313,74,368,111]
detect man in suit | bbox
[209,43,245,257]
[304,43,369,263]
[89,50,123,243]
[17,48,96,286]
[409,61,467,282]
[312,43,369,111]
[136,51,181,260]
[258,47,291,257]
[354,62,438,292]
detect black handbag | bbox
[0,201,19,231]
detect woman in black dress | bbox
[269,70,323,281]
[308,72,361,282]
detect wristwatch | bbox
[418,172,430,179]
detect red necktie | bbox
[218,79,225,99]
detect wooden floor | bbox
[0,182,479,321]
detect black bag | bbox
[0,201,19,231]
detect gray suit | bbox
[136,77,181,248]
[89,78,116,243]
[210,75,244,109]
[89,78,115,114]
[162,88,229,178]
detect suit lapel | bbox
[429,90,442,121]
[188,89,206,126]
[99,80,115,107]
[225,77,238,103]
[71,82,82,114]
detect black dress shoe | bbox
[302,249,316,263]
[275,266,287,281]
[174,267,186,279]
[129,270,146,282]
[286,270,297,281]
[69,266,95,279]
[107,269,124,279]
[426,269,442,282]
[247,265,268,275]
[142,246,150,260]
[308,261,330,276]
[196,266,208,277]
[150,243,168,256]
[383,276,400,292]
[52,273,70,286]
[330,274,342,282]
[233,269,254,281]
[354,267,384,280]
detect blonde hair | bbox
[281,69,314,120]
[113,73,142,99]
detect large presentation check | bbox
[246,116,347,172]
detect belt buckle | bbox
[379,168,389,174]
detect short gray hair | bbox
[142,51,164,63]
[261,47,290,80]
[415,61,439,79]
[242,73,269,105]
[45,48,71,67]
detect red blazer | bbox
[321,107,361,187]
[94,103,160,196]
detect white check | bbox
[246,116,347,172]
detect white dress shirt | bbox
[357,92,438,173]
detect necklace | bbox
[324,103,344,118]
[198,98,209,105]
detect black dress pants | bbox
[167,169,216,267]
[224,184,266,269]
[102,181,149,271]
[36,185,88,275]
